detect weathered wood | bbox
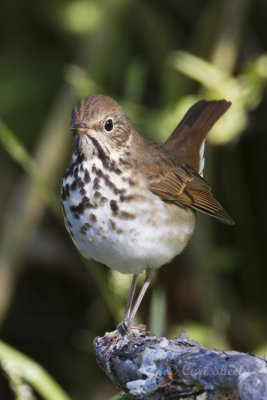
[94,324,267,400]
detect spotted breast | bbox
[61,150,195,275]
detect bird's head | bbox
[71,95,132,159]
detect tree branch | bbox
[94,324,267,400]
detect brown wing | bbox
[149,164,234,225]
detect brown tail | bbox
[164,100,231,171]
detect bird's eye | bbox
[104,119,113,132]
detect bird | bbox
[61,94,234,325]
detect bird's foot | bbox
[100,330,121,359]
[117,321,148,336]
[95,322,150,363]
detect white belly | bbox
[62,156,195,274]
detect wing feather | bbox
[149,164,234,225]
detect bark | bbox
[94,324,267,400]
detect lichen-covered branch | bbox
[94,325,267,400]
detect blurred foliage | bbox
[0,0,266,399]
[0,120,60,218]
[0,340,71,400]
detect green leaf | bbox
[0,340,71,400]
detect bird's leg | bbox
[123,274,138,321]
[104,276,138,354]
[128,268,154,324]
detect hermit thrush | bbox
[61,95,234,324]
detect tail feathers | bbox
[164,99,231,172]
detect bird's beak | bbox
[70,123,95,135]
